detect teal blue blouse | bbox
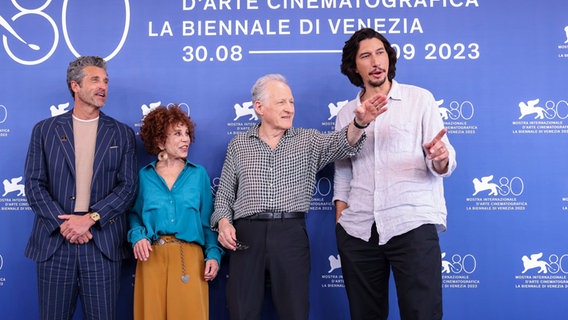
[127,159,223,264]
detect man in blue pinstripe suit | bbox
[24,56,138,320]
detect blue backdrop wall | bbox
[1,1,568,319]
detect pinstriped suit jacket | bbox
[24,110,138,262]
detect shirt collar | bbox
[388,80,402,101]
[247,122,298,139]
[143,158,197,170]
[356,80,402,102]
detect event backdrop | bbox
[1,1,567,319]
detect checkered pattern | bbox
[211,123,364,226]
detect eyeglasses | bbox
[235,240,249,251]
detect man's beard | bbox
[367,76,387,88]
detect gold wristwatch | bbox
[89,212,101,222]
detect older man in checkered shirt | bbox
[211,73,387,320]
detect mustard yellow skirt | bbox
[133,236,209,320]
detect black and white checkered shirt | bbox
[211,123,365,227]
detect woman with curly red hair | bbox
[128,105,222,319]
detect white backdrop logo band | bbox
[441,252,479,289]
[2,2,567,318]
[320,99,348,133]
[522,253,550,274]
[327,100,347,121]
[466,175,527,212]
[310,176,333,212]
[141,101,162,117]
[1,0,130,65]
[2,176,25,197]
[471,175,524,197]
[233,101,257,121]
[441,252,477,274]
[0,104,8,138]
[515,252,568,289]
[472,175,501,196]
[438,98,477,135]
[49,102,70,117]
[136,102,191,129]
[321,252,344,289]
[518,99,552,120]
[438,99,474,121]
[512,98,568,134]
[328,254,341,273]
[1,176,30,212]
[227,100,257,136]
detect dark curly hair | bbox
[340,28,397,88]
[139,105,195,156]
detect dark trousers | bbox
[336,223,442,320]
[36,240,121,320]
[227,218,310,320]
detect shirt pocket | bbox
[101,144,121,173]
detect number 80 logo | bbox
[1,0,130,65]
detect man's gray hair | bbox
[66,56,107,98]
[251,74,288,104]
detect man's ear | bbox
[71,81,80,94]
[253,100,263,117]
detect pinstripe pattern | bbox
[37,241,121,320]
[24,110,138,319]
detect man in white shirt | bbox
[334,28,457,320]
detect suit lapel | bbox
[55,112,76,177]
[93,113,115,178]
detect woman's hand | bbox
[204,259,219,281]
[133,238,152,261]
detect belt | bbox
[243,212,305,220]
[152,235,185,246]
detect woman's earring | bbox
[158,150,168,161]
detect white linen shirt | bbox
[333,81,457,245]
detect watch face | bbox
[90,213,100,221]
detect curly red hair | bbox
[139,105,195,156]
